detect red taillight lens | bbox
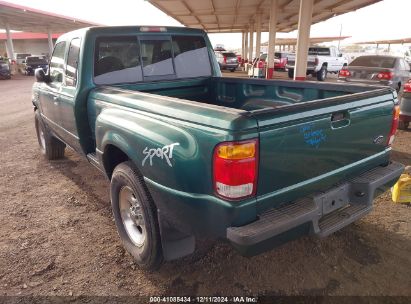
[257,60,265,68]
[403,80,411,93]
[213,139,258,200]
[314,58,319,66]
[388,105,400,145]
[377,71,393,80]
[339,69,351,77]
[223,56,227,64]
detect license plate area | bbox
[314,184,350,216]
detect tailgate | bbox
[252,90,395,210]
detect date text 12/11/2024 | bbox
[149,296,258,303]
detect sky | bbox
[2,0,411,49]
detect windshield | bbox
[26,57,47,64]
[349,56,396,68]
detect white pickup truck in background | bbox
[286,46,348,81]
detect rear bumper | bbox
[227,161,404,255]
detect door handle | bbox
[331,111,350,129]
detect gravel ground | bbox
[0,75,410,298]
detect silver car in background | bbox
[338,55,411,92]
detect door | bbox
[58,37,82,152]
[38,41,66,135]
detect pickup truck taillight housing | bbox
[388,105,400,145]
[213,139,258,200]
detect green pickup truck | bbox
[32,26,404,270]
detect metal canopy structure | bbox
[148,0,381,33]
[355,38,411,45]
[0,0,98,59]
[262,36,351,46]
[0,1,98,32]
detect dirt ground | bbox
[0,75,410,298]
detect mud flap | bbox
[157,209,195,261]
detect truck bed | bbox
[88,77,395,212]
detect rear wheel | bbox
[316,65,327,81]
[34,110,65,160]
[288,68,294,79]
[230,68,235,72]
[398,120,409,130]
[110,161,163,270]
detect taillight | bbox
[223,56,227,64]
[314,58,319,66]
[377,71,393,80]
[339,69,351,77]
[403,80,411,93]
[213,139,258,200]
[388,105,400,145]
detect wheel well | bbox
[103,145,130,179]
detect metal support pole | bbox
[294,0,314,80]
[266,0,278,79]
[248,23,254,63]
[244,28,249,62]
[241,31,245,62]
[5,23,15,60]
[47,29,54,57]
[255,13,262,60]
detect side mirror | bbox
[35,68,48,83]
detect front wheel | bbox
[34,110,65,160]
[316,66,327,81]
[110,161,163,270]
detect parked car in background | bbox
[23,56,48,76]
[0,57,11,79]
[286,46,348,81]
[399,79,411,129]
[14,53,32,65]
[215,51,239,72]
[274,52,289,70]
[338,55,411,92]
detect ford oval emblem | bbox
[373,135,384,144]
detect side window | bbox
[140,39,174,77]
[50,42,66,83]
[401,60,410,71]
[172,35,211,78]
[94,36,142,85]
[66,38,81,87]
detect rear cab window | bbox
[93,34,211,85]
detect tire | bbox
[34,110,65,160]
[316,65,327,81]
[110,161,163,270]
[288,68,294,79]
[230,69,235,72]
[398,120,409,130]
